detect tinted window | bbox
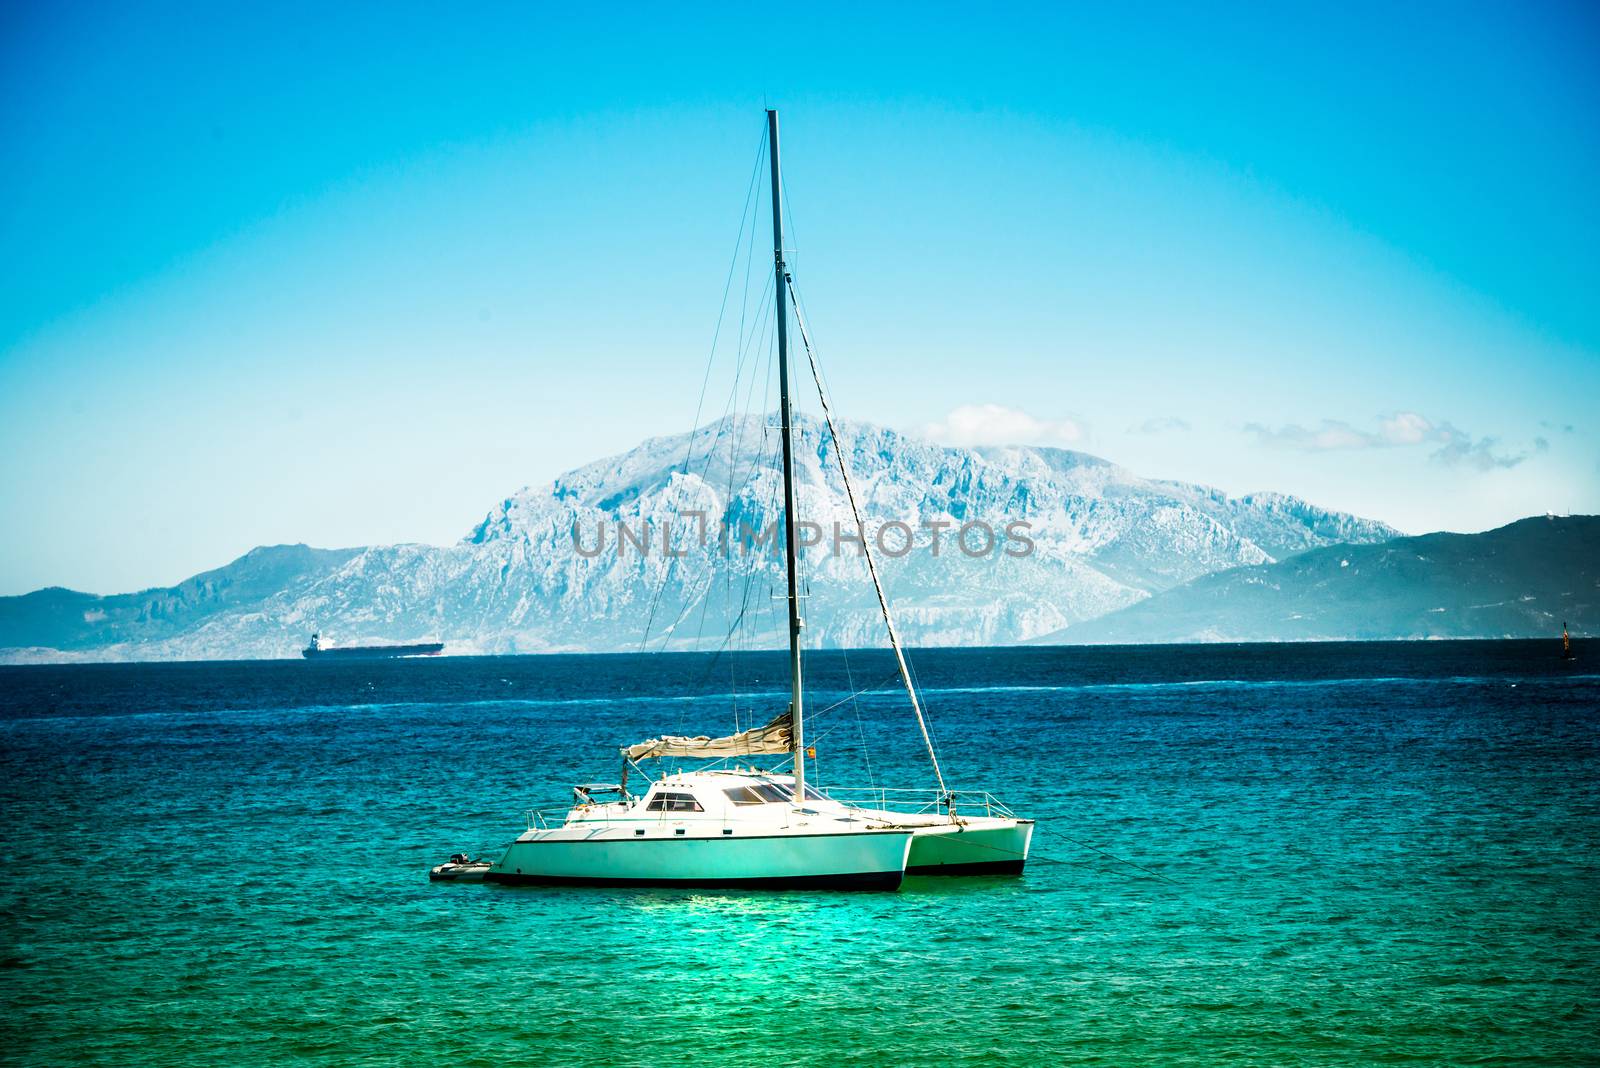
[645,791,703,812]
[718,783,821,804]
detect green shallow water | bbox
[2,643,1597,1065]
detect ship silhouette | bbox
[301,632,443,659]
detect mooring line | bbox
[1032,825,1181,885]
[895,824,1179,885]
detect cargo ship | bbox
[301,632,444,659]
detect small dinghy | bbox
[430,854,491,882]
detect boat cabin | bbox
[561,770,842,831]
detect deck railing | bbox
[521,785,1017,829]
[822,787,1017,819]
[525,806,567,829]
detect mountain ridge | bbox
[1051,515,1599,644]
[1,413,1401,662]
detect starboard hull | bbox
[904,818,1034,876]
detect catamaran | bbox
[476,110,1033,890]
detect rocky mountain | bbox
[0,545,361,660]
[1051,515,1599,644]
[0,413,1400,662]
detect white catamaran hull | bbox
[909,819,1033,875]
[849,814,1034,875]
[486,826,915,890]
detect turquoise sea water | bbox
[2,642,1597,1066]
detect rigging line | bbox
[681,165,768,502]
[736,155,764,366]
[840,645,877,792]
[696,599,751,673]
[699,452,785,678]
[784,275,949,798]
[701,534,753,664]
[716,289,773,515]
[696,290,777,654]
[780,167,799,275]
[637,552,675,654]
[639,132,766,655]
[725,305,777,504]
[687,284,766,500]
[805,670,903,719]
[716,270,775,447]
[649,572,715,656]
[682,124,767,477]
[692,555,721,654]
[800,673,901,738]
[647,269,774,657]
[804,719,852,749]
[740,313,774,429]
[741,327,783,663]
[709,441,779,665]
[646,519,722,656]
[900,652,948,775]
[688,289,774,657]
[783,673,906,777]
[705,302,779,652]
[796,285,946,767]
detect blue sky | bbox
[2,2,1597,595]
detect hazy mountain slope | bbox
[0,414,1400,662]
[0,545,361,656]
[1052,515,1599,644]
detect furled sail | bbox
[622,711,793,762]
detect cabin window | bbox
[724,783,804,804]
[645,791,703,812]
[729,783,796,799]
[767,782,827,802]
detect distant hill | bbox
[0,414,1399,662]
[1051,515,1599,644]
[0,545,361,658]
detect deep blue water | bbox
[2,642,1598,1065]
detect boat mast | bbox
[767,108,806,805]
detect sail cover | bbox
[622,711,793,762]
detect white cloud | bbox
[1245,411,1533,470]
[920,404,1087,447]
[1377,411,1432,445]
[1132,416,1191,435]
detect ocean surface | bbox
[2,641,1597,1066]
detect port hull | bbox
[483,869,902,890]
[487,827,913,891]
